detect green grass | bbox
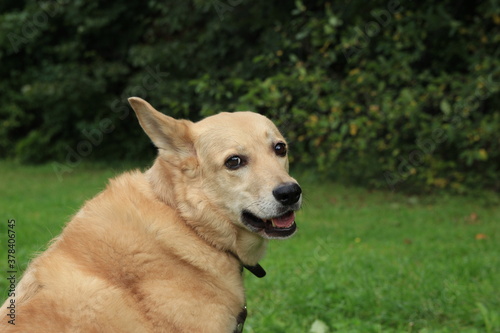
[1,161,499,332]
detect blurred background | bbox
[1,1,500,332]
[1,0,499,192]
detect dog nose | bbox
[272,182,302,206]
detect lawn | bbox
[0,161,499,332]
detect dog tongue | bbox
[271,212,295,228]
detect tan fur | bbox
[1,98,301,332]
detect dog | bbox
[0,97,302,332]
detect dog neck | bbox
[146,158,269,267]
[146,159,261,258]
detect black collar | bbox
[229,251,266,278]
[243,263,266,278]
[229,254,265,333]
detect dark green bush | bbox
[0,0,498,191]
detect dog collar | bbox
[233,305,247,333]
[228,254,264,332]
[228,251,266,278]
[243,263,266,278]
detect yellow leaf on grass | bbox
[475,233,488,240]
[470,212,478,221]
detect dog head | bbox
[129,97,302,265]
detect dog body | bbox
[1,98,302,332]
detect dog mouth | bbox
[241,210,297,239]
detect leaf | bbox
[328,16,342,27]
[349,123,358,136]
[309,319,329,333]
[440,99,452,115]
[468,212,479,223]
[475,233,488,240]
[478,148,488,161]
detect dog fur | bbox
[0,97,302,332]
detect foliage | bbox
[0,0,499,192]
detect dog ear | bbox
[128,97,194,160]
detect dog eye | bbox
[274,142,287,157]
[225,155,245,170]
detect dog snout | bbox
[272,182,302,206]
